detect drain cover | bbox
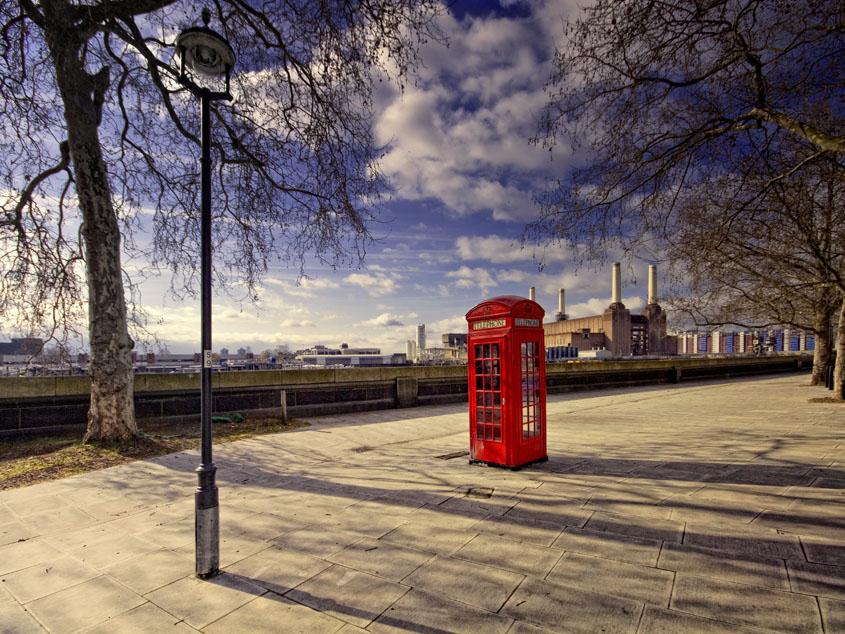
[466,487,494,499]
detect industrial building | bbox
[543,263,670,356]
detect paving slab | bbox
[144,573,266,630]
[0,600,49,634]
[380,521,476,555]
[368,588,512,634]
[401,554,523,612]
[202,594,346,634]
[683,522,804,560]
[1,554,101,603]
[583,510,685,543]
[658,541,790,590]
[801,535,845,566]
[670,573,823,634]
[103,548,193,595]
[327,537,432,581]
[0,539,65,576]
[501,576,642,634]
[548,551,674,606]
[82,602,201,633]
[224,545,332,594]
[637,605,777,633]
[470,513,563,546]
[786,560,845,600]
[284,564,409,628]
[0,520,39,546]
[819,598,845,634]
[25,575,146,634]
[452,533,563,577]
[551,526,662,566]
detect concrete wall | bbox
[0,356,811,436]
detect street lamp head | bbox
[176,25,235,80]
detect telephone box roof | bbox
[466,296,545,320]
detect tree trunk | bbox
[44,15,137,442]
[810,309,832,386]
[834,295,845,401]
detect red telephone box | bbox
[466,296,548,469]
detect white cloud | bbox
[567,295,645,319]
[344,272,400,296]
[371,6,573,221]
[360,313,408,328]
[446,266,498,295]
[455,235,571,264]
[279,319,315,328]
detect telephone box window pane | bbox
[519,339,542,441]
[472,338,503,444]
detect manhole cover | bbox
[466,487,494,499]
[352,446,375,453]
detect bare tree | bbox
[529,0,844,397]
[663,154,844,384]
[0,0,443,442]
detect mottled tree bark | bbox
[834,297,845,401]
[42,3,137,442]
[811,309,832,386]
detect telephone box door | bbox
[470,339,506,465]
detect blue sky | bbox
[133,0,655,355]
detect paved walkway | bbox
[0,374,843,634]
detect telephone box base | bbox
[468,455,548,471]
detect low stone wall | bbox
[0,355,811,436]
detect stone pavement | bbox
[0,373,843,634]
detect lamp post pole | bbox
[196,87,218,578]
[176,13,235,579]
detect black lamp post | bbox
[175,11,235,579]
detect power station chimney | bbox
[648,265,658,305]
[611,262,621,305]
[529,286,536,302]
[555,288,567,321]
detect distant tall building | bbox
[406,340,417,362]
[416,324,426,351]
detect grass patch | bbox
[0,417,308,491]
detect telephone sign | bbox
[466,296,548,469]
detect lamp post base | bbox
[195,465,219,578]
